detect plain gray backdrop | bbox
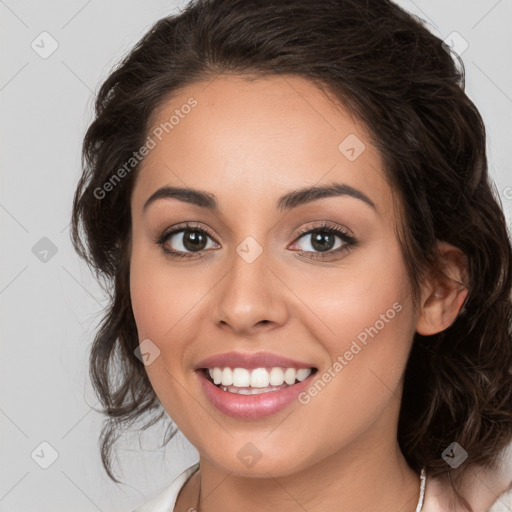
[1,1,512,511]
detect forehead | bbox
[132,74,393,217]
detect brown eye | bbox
[156,223,220,260]
[300,230,339,252]
[290,223,358,260]
[166,229,209,252]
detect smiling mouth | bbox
[200,366,318,395]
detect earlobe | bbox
[416,241,469,336]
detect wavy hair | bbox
[71,0,512,508]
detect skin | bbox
[129,74,468,512]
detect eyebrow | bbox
[142,182,377,213]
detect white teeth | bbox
[206,367,313,389]
[212,367,222,385]
[220,385,286,395]
[233,368,251,387]
[296,368,311,382]
[269,367,285,386]
[250,368,270,388]
[221,367,233,386]
[284,368,296,385]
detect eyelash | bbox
[155,221,358,261]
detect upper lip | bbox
[194,351,317,370]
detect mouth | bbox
[198,366,319,395]
[195,365,319,419]
[193,351,320,418]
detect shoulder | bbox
[423,455,512,512]
[131,463,200,512]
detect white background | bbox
[1,1,511,511]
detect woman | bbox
[71,0,512,510]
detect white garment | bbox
[132,463,200,512]
[131,462,511,512]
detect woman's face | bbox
[129,74,419,476]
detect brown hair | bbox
[71,0,512,508]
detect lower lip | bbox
[195,369,316,419]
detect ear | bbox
[416,241,469,336]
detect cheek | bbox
[129,251,199,421]
[129,243,210,374]
[289,238,415,408]
[287,236,413,353]
[129,239,185,339]
[290,254,415,447]
[130,262,165,340]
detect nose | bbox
[211,240,289,335]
